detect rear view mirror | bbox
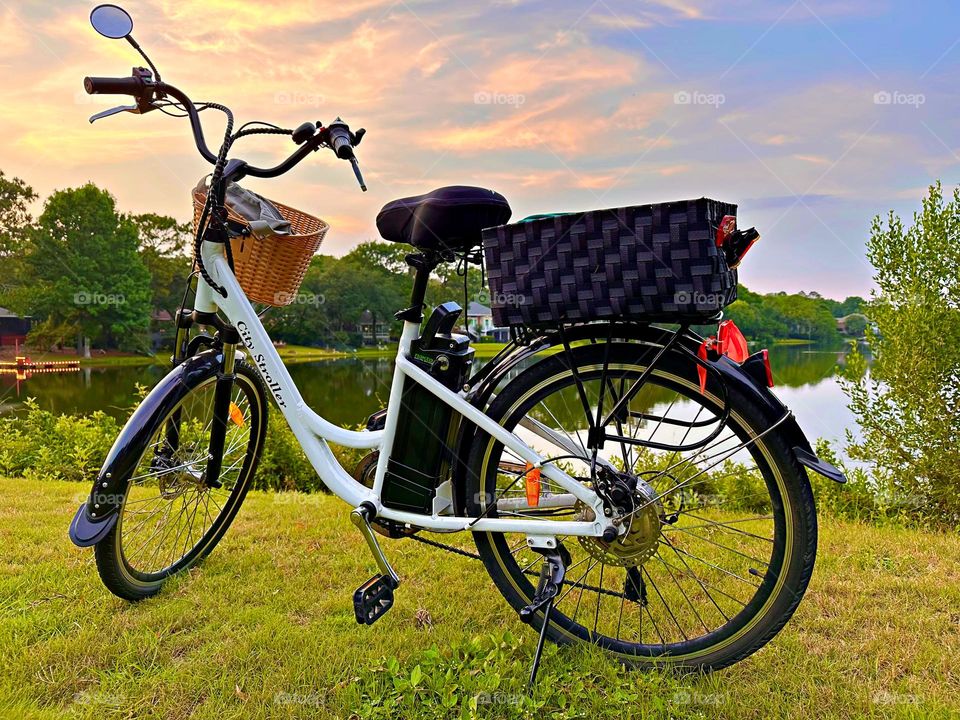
[90,4,133,40]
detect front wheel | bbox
[95,357,268,601]
[465,341,817,670]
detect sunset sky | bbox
[1,0,958,298]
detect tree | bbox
[0,170,38,306]
[130,213,193,316]
[842,182,960,524]
[15,184,152,354]
[0,169,36,257]
[842,313,867,337]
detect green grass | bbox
[2,478,958,719]
[274,345,348,362]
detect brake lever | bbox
[350,157,367,192]
[88,104,139,124]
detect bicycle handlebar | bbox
[82,73,363,182]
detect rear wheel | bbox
[465,341,817,669]
[95,358,267,601]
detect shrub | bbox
[0,400,365,492]
[841,182,960,527]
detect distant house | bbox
[150,309,174,351]
[466,302,510,342]
[359,310,390,345]
[0,307,30,347]
[836,313,867,336]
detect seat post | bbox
[395,251,438,323]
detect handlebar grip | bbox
[328,126,354,160]
[83,76,144,96]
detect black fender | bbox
[451,323,844,512]
[68,348,224,547]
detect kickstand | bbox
[519,544,568,691]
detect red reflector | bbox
[697,339,710,393]
[716,215,737,247]
[762,349,774,387]
[718,319,749,363]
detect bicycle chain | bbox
[408,533,637,602]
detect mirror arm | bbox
[125,35,161,82]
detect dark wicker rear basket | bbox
[482,197,738,327]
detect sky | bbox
[1,0,958,299]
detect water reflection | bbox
[0,343,860,448]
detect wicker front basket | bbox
[192,190,328,307]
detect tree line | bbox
[0,170,864,354]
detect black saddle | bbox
[376,186,511,252]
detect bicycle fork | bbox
[203,341,237,490]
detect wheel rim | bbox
[116,373,260,581]
[478,359,795,660]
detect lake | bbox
[0,344,859,450]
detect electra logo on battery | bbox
[237,321,286,407]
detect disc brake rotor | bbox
[576,479,662,567]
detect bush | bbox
[842,182,960,527]
[0,400,365,492]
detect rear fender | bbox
[68,349,223,547]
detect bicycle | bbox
[69,4,846,686]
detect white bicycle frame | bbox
[198,238,613,540]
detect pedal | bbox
[353,574,397,625]
[349,502,401,625]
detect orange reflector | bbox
[524,463,541,508]
[228,402,245,427]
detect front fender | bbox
[68,349,224,547]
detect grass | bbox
[274,345,348,362]
[1,477,958,719]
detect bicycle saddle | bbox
[376,186,511,252]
